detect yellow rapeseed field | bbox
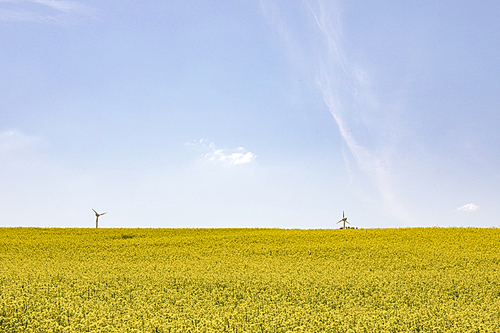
[1,227,499,332]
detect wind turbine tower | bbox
[92,209,107,228]
[337,211,350,229]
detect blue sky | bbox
[1,0,499,228]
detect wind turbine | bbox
[92,209,107,228]
[337,211,350,229]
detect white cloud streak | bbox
[304,0,411,224]
[0,0,97,23]
[457,203,479,212]
[33,0,87,13]
[0,130,44,152]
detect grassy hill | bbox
[1,227,499,332]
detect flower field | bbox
[1,227,499,332]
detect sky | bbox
[1,0,499,228]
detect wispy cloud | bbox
[205,148,256,165]
[457,203,479,212]
[304,0,411,224]
[0,0,97,24]
[32,0,89,14]
[0,130,44,152]
[186,139,256,166]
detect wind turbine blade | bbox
[101,212,107,215]
[92,208,97,214]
